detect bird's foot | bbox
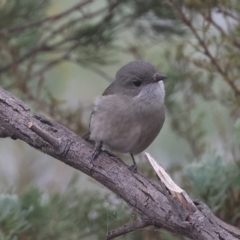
[129,164,138,173]
[89,151,99,161]
[89,141,102,161]
[129,153,138,172]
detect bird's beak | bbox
[153,73,167,82]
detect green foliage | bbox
[157,0,240,160]
[0,179,149,240]
[0,0,49,29]
[0,194,32,239]
[185,155,240,226]
[0,0,49,55]
[164,59,207,158]
[127,0,185,37]
[234,119,240,145]
[0,175,188,240]
[68,20,116,65]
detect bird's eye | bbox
[133,80,142,87]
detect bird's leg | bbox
[129,153,137,172]
[90,141,102,160]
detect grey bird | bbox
[87,60,166,172]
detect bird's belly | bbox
[131,111,164,154]
[90,95,165,154]
[106,113,163,154]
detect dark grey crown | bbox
[115,60,158,84]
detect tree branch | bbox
[0,86,240,239]
[0,126,9,138]
[107,217,151,240]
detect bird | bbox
[86,60,166,172]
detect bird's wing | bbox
[86,82,115,139]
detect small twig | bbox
[0,44,52,74]
[28,122,60,149]
[73,60,114,82]
[88,65,114,83]
[0,6,109,75]
[0,0,93,37]
[107,217,151,240]
[217,7,240,22]
[29,42,81,79]
[42,6,108,43]
[202,12,240,49]
[167,0,240,96]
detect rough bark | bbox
[0,87,240,240]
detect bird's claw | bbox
[129,164,138,173]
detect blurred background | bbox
[0,0,240,239]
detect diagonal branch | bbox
[0,86,240,240]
